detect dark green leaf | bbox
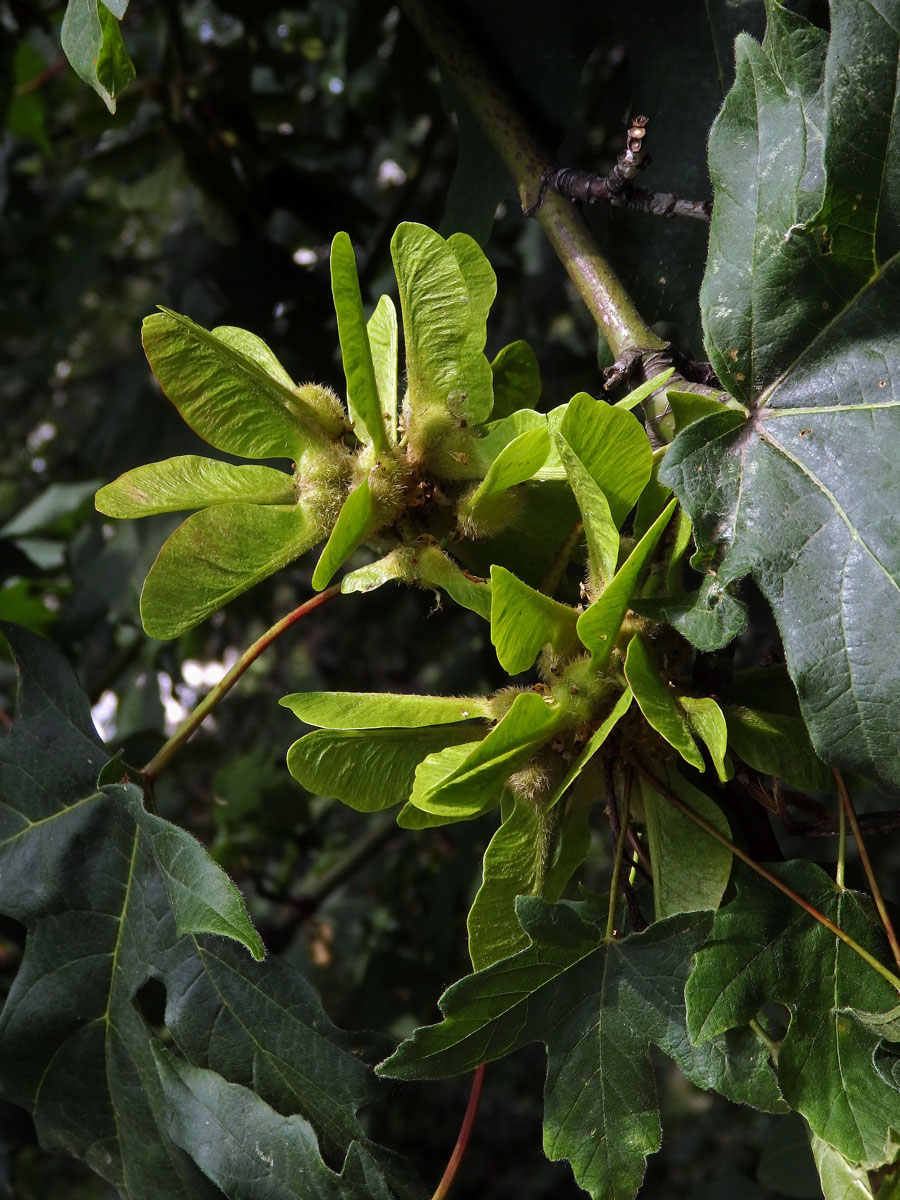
[686,861,900,1167]
[0,626,417,1196]
[609,0,767,351]
[128,788,263,959]
[664,4,900,792]
[155,1048,412,1200]
[632,576,748,652]
[158,938,397,1164]
[379,901,781,1199]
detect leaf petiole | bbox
[834,768,900,976]
[606,765,633,941]
[628,756,900,996]
[431,1064,486,1200]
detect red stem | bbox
[628,755,900,993]
[431,1065,486,1200]
[142,585,341,784]
[833,768,900,975]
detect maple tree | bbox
[3,1,900,1198]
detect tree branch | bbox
[534,115,713,224]
[395,0,665,361]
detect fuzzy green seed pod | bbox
[406,404,484,481]
[296,442,354,530]
[291,382,348,439]
[354,443,408,526]
[455,482,524,540]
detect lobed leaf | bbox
[686,861,900,1168]
[154,1049,414,1200]
[0,625,420,1196]
[95,455,296,517]
[129,790,263,959]
[664,2,900,792]
[379,900,781,1199]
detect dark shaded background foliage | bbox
[0,2,835,1196]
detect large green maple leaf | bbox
[686,862,900,1169]
[0,624,422,1200]
[661,0,900,793]
[378,898,782,1200]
